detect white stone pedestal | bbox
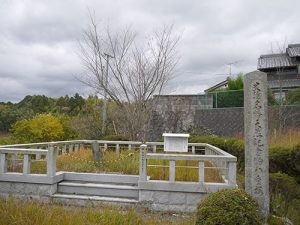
[163,133,189,152]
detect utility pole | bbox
[102,53,114,135]
[227,60,242,76]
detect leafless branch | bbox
[78,15,180,140]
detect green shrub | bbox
[224,138,245,168]
[269,173,300,224]
[58,115,79,140]
[190,135,300,181]
[268,215,285,225]
[190,135,226,149]
[269,147,293,175]
[269,146,300,182]
[190,135,244,170]
[291,144,300,181]
[0,135,15,145]
[195,189,263,225]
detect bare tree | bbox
[78,14,180,141]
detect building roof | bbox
[257,53,296,70]
[258,43,300,70]
[204,79,228,92]
[287,44,300,57]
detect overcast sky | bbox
[0,0,300,102]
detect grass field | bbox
[0,197,195,225]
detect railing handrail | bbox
[1,140,209,147]
[0,140,228,156]
[0,148,48,154]
[0,140,232,157]
[204,143,233,157]
[0,140,90,148]
[95,140,141,145]
[146,153,237,161]
[0,140,142,148]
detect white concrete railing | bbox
[0,146,56,177]
[0,140,208,156]
[1,140,142,155]
[0,140,236,185]
[139,144,237,185]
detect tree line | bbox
[0,94,122,143]
[0,94,85,133]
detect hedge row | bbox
[189,135,300,182]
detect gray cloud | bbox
[0,0,300,102]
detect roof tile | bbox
[258,53,296,70]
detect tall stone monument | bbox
[244,71,269,219]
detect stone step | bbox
[57,181,139,199]
[62,172,140,185]
[52,193,138,206]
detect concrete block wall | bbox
[138,180,210,212]
[194,107,244,137]
[0,181,57,202]
[149,95,213,141]
[195,106,300,137]
[150,104,300,140]
[139,190,206,212]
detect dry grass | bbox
[147,159,223,182]
[0,197,195,225]
[29,149,223,183]
[269,129,300,147]
[235,129,300,147]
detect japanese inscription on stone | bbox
[139,145,147,181]
[244,71,269,219]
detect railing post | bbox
[47,144,57,177]
[79,143,84,150]
[192,146,195,154]
[152,145,157,153]
[62,145,67,155]
[116,144,120,154]
[92,141,102,161]
[205,145,212,155]
[12,153,19,170]
[36,147,41,160]
[68,144,73,153]
[23,154,30,174]
[0,153,7,173]
[228,161,237,185]
[139,144,147,182]
[56,146,60,157]
[128,144,132,150]
[169,160,175,182]
[198,161,205,182]
[104,143,108,151]
[75,144,79,152]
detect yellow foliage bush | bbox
[11,113,64,143]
